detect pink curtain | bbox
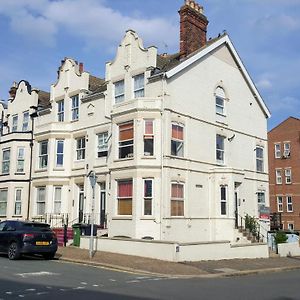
[118,180,133,197]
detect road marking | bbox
[36,292,48,296]
[215,268,238,273]
[93,284,99,287]
[126,280,140,283]
[73,287,86,290]
[16,271,60,278]
[5,292,13,294]
[109,279,116,282]
[25,289,36,292]
[18,295,25,298]
[80,282,87,285]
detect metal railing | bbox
[237,214,265,243]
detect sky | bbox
[0,0,299,130]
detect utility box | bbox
[72,224,81,247]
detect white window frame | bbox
[215,87,226,116]
[216,135,225,164]
[36,187,46,215]
[118,122,134,159]
[2,148,10,174]
[114,80,125,103]
[12,114,18,132]
[276,169,282,184]
[277,196,283,212]
[76,137,85,161]
[57,100,64,122]
[53,186,62,214]
[56,140,64,167]
[97,132,108,158]
[288,223,294,231]
[143,178,153,216]
[171,123,184,157]
[256,146,264,172]
[257,192,265,210]
[274,143,281,159]
[0,189,8,216]
[133,73,145,98]
[220,185,227,215]
[71,95,79,121]
[39,140,48,169]
[14,188,22,215]
[287,196,293,212]
[283,142,290,158]
[285,168,292,184]
[170,182,184,217]
[16,147,25,173]
[144,119,154,156]
[22,111,29,131]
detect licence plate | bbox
[36,241,50,246]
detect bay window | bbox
[119,122,134,159]
[39,140,48,169]
[144,119,154,156]
[117,180,132,215]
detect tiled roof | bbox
[153,34,226,76]
[38,90,51,109]
[89,75,106,92]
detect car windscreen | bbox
[22,223,51,231]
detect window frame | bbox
[144,119,154,156]
[171,123,184,157]
[283,142,290,158]
[53,186,62,214]
[14,188,22,215]
[216,135,225,164]
[16,147,25,173]
[0,189,8,216]
[2,148,10,174]
[170,182,184,217]
[97,132,108,158]
[287,196,293,212]
[114,80,125,103]
[22,111,29,131]
[36,186,46,215]
[71,95,79,121]
[12,114,18,132]
[117,179,133,216]
[76,137,86,161]
[143,178,153,216]
[220,185,227,215]
[56,140,64,167]
[38,140,48,169]
[275,169,282,184]
[118,121,134,159]
[256,146,264,173]
[285,168,292,184]
[215,87,226,116]
[57,100,64,122]
[274,143,281,159]
[133,73,145,98]
[277,196,283,212]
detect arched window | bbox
[215,87,226,115]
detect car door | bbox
[0,221,8,251]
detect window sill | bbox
[141,156,156,159]
[12,215,22,218]
[216,112,227,118]
[140,217,155,220]
[114,157,134,162]
[0,173,10,177]
[216,161,225,166]
[71,119,79,123]
[53,168,65,171]
[74,160,85,163]
[35,168,47,173]
[112,216,132,220]
[15,172,25,175]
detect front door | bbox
[100,183,106,228]
[78,185,84,223]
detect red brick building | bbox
[268,117,300,231]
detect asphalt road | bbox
[0,254,300,300]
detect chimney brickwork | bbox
[179,0,208,58]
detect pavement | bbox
[56,246,300,278]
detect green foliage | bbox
[245,214,257,236]
[274,231,288,245]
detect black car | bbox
[0,220,58,260]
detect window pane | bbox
[119,123,134,140]
[145,120,153,135]
[118,180,133,197]
[118,199,132,215]
[172,124,183,140]
[144,180,152,197]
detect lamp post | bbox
[88,170,97,259]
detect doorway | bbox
[78,185,84,223]
[99,182,106,228]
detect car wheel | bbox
[43,252,56,260]
[8,242,21,260]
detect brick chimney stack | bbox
[179,0,208,58]
[79,62,84,74]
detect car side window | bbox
[5,222,16,231]
[0,222,7,231]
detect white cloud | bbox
[0,0,178,51]
[256,79,272,90]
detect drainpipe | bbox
[26,107,38,220]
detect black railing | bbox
[238,213,265,243]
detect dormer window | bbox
[215,87,226,115]
[22,111,29,131]
[114,80,125,103]
[133,74,144,98]
[57,100,64,122]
